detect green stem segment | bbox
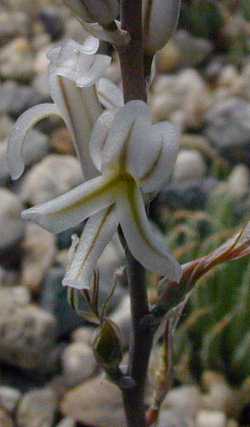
[118,2,153,426]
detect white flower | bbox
[19,101,181,289]
[142,0,182,55]
[8,37,111,181]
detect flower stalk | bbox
[118,1,152,426]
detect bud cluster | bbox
[142,0,182,55]
[64,0,119,26]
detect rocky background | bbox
[0,1,250,426]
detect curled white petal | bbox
[117,182,181,281]
[48,40,111,88]
[7,103,61,180]
[63,206,118,290]
[141,122,180,193]
[97,78,124,110]
[21,175,117,233]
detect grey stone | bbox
[0,386,21,413]
[196,410,227,427]
[173,150,206,183]
[62,342,97,386]
[0,287,57,371]
[55,418,75,427]
[158,178,217,211]
[0,129,49,184]
[61,377,126,427]
[17,388,57,427]
[0,81,45,118]
[227,164,249,200]
[159,409,194,427]
[205,98,250,151]
[0,114,13,140]
[163,385,203,419]
[0,189,24,250]
[39,7,65,40]
[21,155,82,205]
[41,267,83,338]
[0,12,29,45]
[0,38,35,82]
[21,223,56,293]
[0,409,13,427]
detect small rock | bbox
[17,388,57,427]
[158,31,213,72]
[227,164,249,200]
[158,178,216,211]
[21,224,56,293]
[151,70,211,128]
[0,38,35,82]
[217,65,239,91]
[159,409,194,427]
[232,62,250,101]
[62,342,97,386]
[72,327,94,346]
[0,81,45,118]
[55,418,75,427]
[0,408,13,427]
[0,386,21,413]
[163,385,203,419]
[50,128,74,155]
[21,155,82,205]
[39,7,65,40]
[173,150,206,183]
[0,287,56,371]
[0,114,13,140]
[205,98,250,158]
[196,410,227,427]
[61,377,126,427]
[41,267,83,338]
[0,129,49,184]
[0,12,29,45]
[0,189,24,251]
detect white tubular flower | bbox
[7,38,111,181]
[21,101,182,289]
[142,0,182,55]
[63,0,119,26]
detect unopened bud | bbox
[64,0,119,26]
[93,319,122,370]
[142,0,182,55]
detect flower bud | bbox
[64,0,119,26]
[142,0,182,55]
[93,319,122,370]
